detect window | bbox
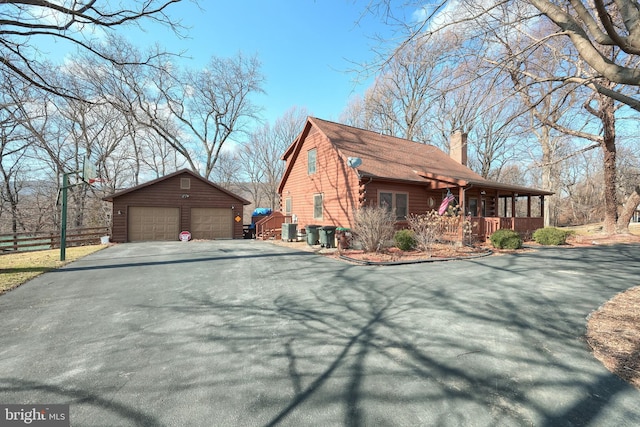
[313,193,323,220]
[285,197,292,215]
[180,178,191,189]
[468,197,478,216]
[396,193,408,219]
[379,191,409,220]
[308,149,317,175]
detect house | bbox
[277,117,552,240]
[104,169,250,242]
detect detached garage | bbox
[104,169,250,242]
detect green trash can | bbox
[319,226,337,248]
[306,225,320,246]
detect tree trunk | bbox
[617,186,640,233]
[600,95,618,235]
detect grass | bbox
[562,222,640,236]
[0,245,106,295]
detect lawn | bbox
[0,245,106,295]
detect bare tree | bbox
[0,0,190,101]
[0,102,29,234]
[163,53,265,179]
[238,107,308,210]
[362,1,640,233]
[364,0,640,111]
[81,39,265,180]
[210,150,241,191]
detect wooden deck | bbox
[254,212,293,240]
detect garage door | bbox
[128,207,180,242]
[191,208,233,239]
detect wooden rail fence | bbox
[0,227,110,253]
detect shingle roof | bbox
[309,117,484,183]
[306,117,552,196]
[103,169,251,204]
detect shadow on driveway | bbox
[0,241,638,426]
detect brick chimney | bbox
[449,130,468,166]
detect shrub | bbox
[532,227,572,246]
[394,229,417,251]
[407,210,460,253]
[352,205,396,253]
[490,229,523,249]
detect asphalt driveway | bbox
[1,240,639,426]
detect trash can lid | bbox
[336,227,350,231]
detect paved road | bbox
[1,240,639,426]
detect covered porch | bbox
[417,172,553,241]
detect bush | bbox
[406,210,460,253]
[394,229,416,251]
[352,205,396,253]
[532,227,572,245]
[490,229,523,249]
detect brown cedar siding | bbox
[363,180,447,224]
[280,126,360,229]
[110,171,245,242]
[280,123,457,230]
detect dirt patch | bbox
[587,286,640,390]
[568,232,640,246]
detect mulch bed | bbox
[587,286,640,390]
[337,243,489,263]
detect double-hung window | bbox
[313,193,323,220]
[284,197,292,215]
[308,149,317,175]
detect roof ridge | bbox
[310,116,434,147]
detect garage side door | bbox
[128,207,180,242]
[191,208,232,240]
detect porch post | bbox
[541,196,546,225]
[458,186,465,241]
[527,195,531,217]
[503,196,507,217]
[511,195,516,218]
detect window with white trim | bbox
[308,149,317,175]
[285,197,292,215]
[313,193,323,220]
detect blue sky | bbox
[123,1,404,126]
